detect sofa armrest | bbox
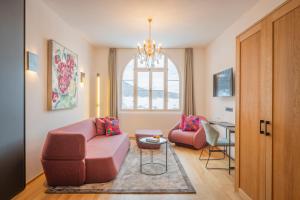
[42,131,86,160]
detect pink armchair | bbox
[168,116,207,149]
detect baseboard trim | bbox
[129,135,135,139]
[26,172,44,185]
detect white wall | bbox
[90,47,110,117]
[193,47,206,115]
[91,48,206,137]
[204,0,286,123]
[26,0,93,182]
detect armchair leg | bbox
[199,148,205,160]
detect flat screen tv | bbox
[213,68,234,97]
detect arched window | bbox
[121,54,180,111]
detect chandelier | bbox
[137,18,162,68]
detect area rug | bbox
[46,140,196,194]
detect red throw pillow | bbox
[182,115,200,131]
[95,117,116,135]
[179,114,186,129]
[95,118,106,135]
[105,118,121,136]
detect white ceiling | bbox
[43,0,258,48]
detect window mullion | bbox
[164,57,168,110]
[134,57,137,110]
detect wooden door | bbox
[267,1,300,199]
[236,23,266,200]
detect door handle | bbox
[260,120,265,134]
[265,121,271,136]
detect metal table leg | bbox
[139,141,168,176]
[166,141,168,172]
[140,148,142,173]
[151,150,153,163]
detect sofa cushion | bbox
[85,133,130,183]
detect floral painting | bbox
[48,40,78,110]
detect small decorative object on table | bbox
[145,137,160,143]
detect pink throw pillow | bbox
[95,118,106,135]
[95,117,116,135]
[182,115,200,131]
[105,118,122,136]
[179,114,186,129]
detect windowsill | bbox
[119,110,182,114]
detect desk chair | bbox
[199,120,235,174]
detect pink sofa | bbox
[168,116,207,149]
[41,119,130,186]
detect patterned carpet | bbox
[46,140,196,194]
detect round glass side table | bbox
[139,137,168,176]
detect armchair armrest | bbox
[192,126,207,149]
[170,122,180,132]
[168,122,180,139]
[42,131,86,160]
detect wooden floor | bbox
[14,144,244,200]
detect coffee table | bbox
[139,137,168,176]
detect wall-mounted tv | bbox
[213,68,234,97]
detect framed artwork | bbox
[47,40,78,110]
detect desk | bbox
[209,121,235,174]
[209,121,235,128]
